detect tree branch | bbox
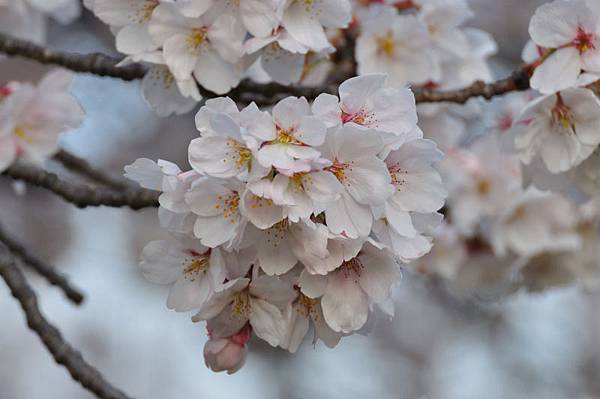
[0,32,537,105]
[412,65,533,104]
[54,150,131,191]
[0,33,146,81]
[0,224,84,305]
[0,244,131,399]
[2,163,159,210]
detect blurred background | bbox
[2,1,600,398]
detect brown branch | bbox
[0,33,146,81]
[0,244,131,399]
[2,163,159,210]
[54,150,130,191]
[0,224,84,305]
[0,32,322,103]
[1,32,537,105]
[413,65,533,104]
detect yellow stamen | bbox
[231,290,251,318]
[377,33,395,57]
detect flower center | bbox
[551,95,574,131]
[13,127,32,143]
[295,293,318,318]
[137,0,159,23]
[340,257,364,279]
[388,163,407,187]
[377,33,395,57]
[249,194,274,209]
[497,113,513,131]
[265,219,289,247]
[231,290,251,318]
[215,192,240,224]
[183,252,210,281]
[274,128,301,145]
[477,179,491,195]
[291,172,310,192]
[187,27,209,50]
[225,139,252,171]
[328,160,353,186]
[573,27,596,54]
[341,110,372,126]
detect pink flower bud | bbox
[203,324,251,374]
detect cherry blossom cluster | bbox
[407,0,600,299]
[85,0,352,117]
[353,0,496,89]
[124,74,447,373]
[0,69,84,172]
[0,0,81,43]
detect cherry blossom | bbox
[528,0,600,94]
[491,187,581,258]
[0,69,84,172]
[203,324,251,375]
[356,5,437,87]
[192,275,296,347]
[512,88,600,174]
[1,0,80,43]
[298,241,400,333]
[139,238,226,311]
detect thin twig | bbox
[0,224,84,305]
[54,150,130,191]
[0,33,146,81]
[2,163,159,210]
[0,244,131,399]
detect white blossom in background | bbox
[442,135,522,235]
[125,74,447,373]
[527,0,600,94]
[356,5,437,87]
[87,0,352,116]
[0,0,80,43]
[0,69,84,172]
[354,0,495,90]
[511,88,600,174]
[491,187,581,258]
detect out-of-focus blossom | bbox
[0,69,84,172]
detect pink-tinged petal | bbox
[261,45,305,85]
[530,47,581,94]
[339,74,386,115]
[344,157,393,206]
[311,93,342,128]
[295,116,327,146]
[249,298,286,346]
[193,49,242,95]
[240,0,280,38]
[167,272,211,311]
[325,192,373,239]
[384,202,416,238]
[192,278,250,321]
[240,189,284,229]
[357,245,399,303]
[250,275,296,310]
[280,306,310,353]
[256,232,298,276]
[282,1,332,52]
[139,240,185,284]
[321,271,369,333]
[298,269,328,298]
[272,96,310,129]
[528,0,585,48]
[116,23,157,55]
